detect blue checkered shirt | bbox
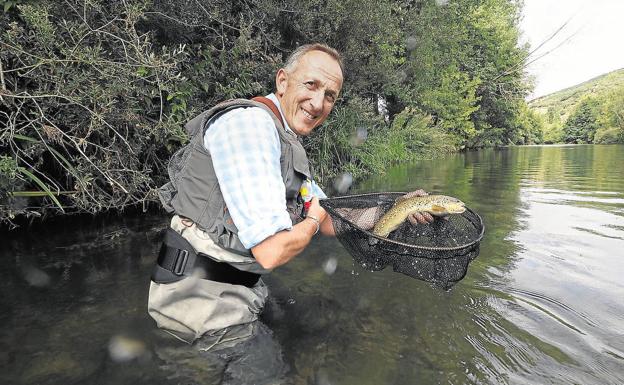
[203,93,326,249]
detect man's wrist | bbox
[306,215,320,235]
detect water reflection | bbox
[1,145,623,384]
[476,145,624,384]
[270,144,624,384]
[498,179,624,383]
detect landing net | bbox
[320,192,485,289]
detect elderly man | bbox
[148,43,343,347]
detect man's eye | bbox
[304,81,315,88]
[326,94,336,103]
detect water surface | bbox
[1,144,623,384]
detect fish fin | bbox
[430,204,447,214]
[394,195,409,204]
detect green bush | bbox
[593,127,624,144]
[0,0,534,225]
[0,0,187,223]
[306,99,456,185]
[563,97,600,143]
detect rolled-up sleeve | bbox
[204,107,293,249]
[311,180,327,199]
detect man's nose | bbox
[309,91,324,112]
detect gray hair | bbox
[283,43,344,76]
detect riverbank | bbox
[1,0,537,226]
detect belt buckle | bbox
[173,249,189,276]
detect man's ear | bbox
[275,68,288,97]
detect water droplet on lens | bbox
[356,126,368,141]
[314,369,333,385]
[333,172,353,194]
[322,257,338,275]
[192,266,207,279]
[396,70,408,84]
[350,126,368,146]
[406,36,418,51]
[23,266,51,287]
[108,335,146,362]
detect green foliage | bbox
[530,69,624,144]
[419,67,481,142]
[15,166,65,211]
[540,105,564,143]
[1,0,536,224]
[593,127,624,144]
[306,97,454,185]
[0,155,20,221]
[305,95,387,182]
[542,123,564,144]
[387,107,456,158]
[530,69,624,121]
[397,0,531,147]
[530,69,624,143]
[599,87,624,132]
[1,153,64,220]
[0,155,18,180]
[1,0,187,222]
[563,97,600,143]
[513,104,544,144]
[1,0,30,13]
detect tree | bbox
[563,97,600,143]
[594,87,624,144]
[0,0,536,224]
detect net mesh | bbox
[320,192,485,289]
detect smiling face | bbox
[275,50,343,136]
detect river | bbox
[1,144,623,384]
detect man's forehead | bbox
[295,51,343,93]
[296,51,343,84]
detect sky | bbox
[519,0,624,99]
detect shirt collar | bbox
[266,93,294,135]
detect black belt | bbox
[151,228,261,288]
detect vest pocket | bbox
[197,182,220,229]
[216,206,252,257]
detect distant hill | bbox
[529,68,624,122]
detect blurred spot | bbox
[436,0,449,5]
[322,257,338,275]
[23,266,51,287]
[192,266,207,279]
[349,126,368,146]
[406,36,418,51]
[314,368,333,385]
[396,70,408,84]
[108,335,146,362]
[287,298,296,305]
[333,173,353,194]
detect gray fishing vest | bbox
[158,98,311,258]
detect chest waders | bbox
[148,97,311,344]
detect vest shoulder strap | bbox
[184,98,286,138]
[251,96,284,128]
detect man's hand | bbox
[306,196,329,224]
[402,189,435,225]
[307,196,334,236]
[333,190,434,232]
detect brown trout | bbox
[372,195,466,237]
